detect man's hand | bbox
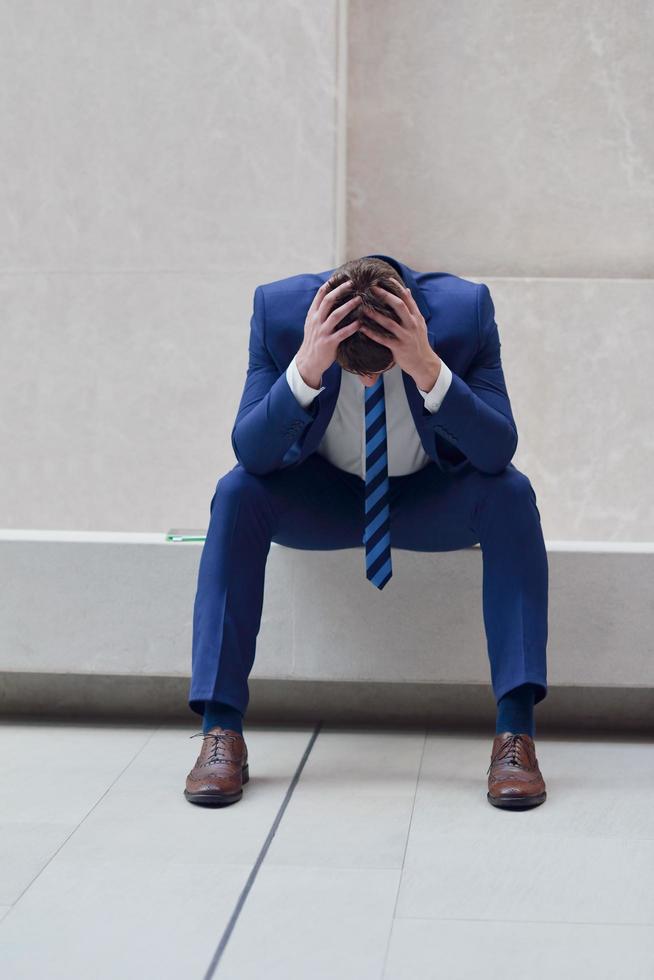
[359,284,441,390]
[296,278,362,388]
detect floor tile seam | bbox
[391,914,654,928]
[0,724,162,922]
[249,862,406,872]
[381,729,429,978]
[202,721,322,980]
[401,831,654,844]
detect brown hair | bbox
[325,257,405,374]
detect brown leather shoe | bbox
[487,732,546,809]
[184,727,249,806]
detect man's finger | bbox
[360,322,397,346]
[319,278,354,318]
[334,316,362,337]
[370,286,411,328]
[308,280,329,315]
[327,294,361,328]
[364,308,402,336]
[309,277,348,317]
[371,283,407,311]
[402,285,421,318]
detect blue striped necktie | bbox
[363,375,393,589]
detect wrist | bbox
[412,351,441,391]
[295,351,323,390]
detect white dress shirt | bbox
[285,354,453,479]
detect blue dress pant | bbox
[188,453,548,719]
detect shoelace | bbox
[190,730,241,765]
[486,733,532,774]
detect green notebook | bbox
[166,528,207,542]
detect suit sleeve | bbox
[230,286,319,475]
[420,283,518,474]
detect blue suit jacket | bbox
[231,253,518,477]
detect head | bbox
[325,257,406,386]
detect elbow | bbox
[475,425,518,475]
[507,424,519,464]
[230,426,276,476]
[231,427,257,474]
[494,425,519,473]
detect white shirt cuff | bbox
[286,354,326,409]
[417,358,453,413]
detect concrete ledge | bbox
[1,674,653,735]
[1,532,652,729]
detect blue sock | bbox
[202,699,244,735]
[495,682,537,737]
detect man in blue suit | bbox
[185,254,549,811]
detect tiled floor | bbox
[0,720,653,979]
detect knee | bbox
[213,464,270,510]
[479,465,539,516]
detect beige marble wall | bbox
[0,1,341,531]
[473,277,654,542]
[347,0,654,278]
[346,0,653,541]
[1,1,651,542]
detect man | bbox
[184,253,549,811]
